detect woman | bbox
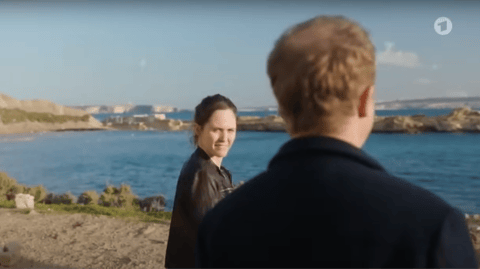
[165,94,238,268]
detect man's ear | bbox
[358,85,374,118]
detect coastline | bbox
[1,107,480,135]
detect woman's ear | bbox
[194,123,202,136]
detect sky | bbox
[0,0,479,110]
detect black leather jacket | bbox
[165,147,234,268]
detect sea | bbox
[0,108,479,214]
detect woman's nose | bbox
[219,130,227,140]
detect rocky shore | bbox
[235,107,480,133]
[106,106,480,133]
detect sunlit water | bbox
[0,108,479,213]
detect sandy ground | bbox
[0,208,170,269]
[1,207,479,268]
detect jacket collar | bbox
[195,147,232,179]
[268,136,385,171]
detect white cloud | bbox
[446,91,468,98]
[413,78,435,85]
[376,41,421,68]
[139,58,147,71]
[432,64,439,70]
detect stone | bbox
[0,241,22,267]
[373,116,424,133]
[14,193,34,209]
[29,210,39,215]
[139,196,166,212]
[475,214,480,221]
[466,214,471,219]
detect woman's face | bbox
[196,109,237,159]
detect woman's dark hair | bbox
[192,94,237,147]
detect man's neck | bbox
[290,121,366,149]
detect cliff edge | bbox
[0,94,106,134]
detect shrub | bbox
[43,192,77,205]
[6,185,26,200]
[100,184,138,208]
[0,172,17,199]
[25,185,46,202]
[78,190,100,205]
[119,184,132,194]
[104,185,117,195]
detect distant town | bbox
[68,97,480,114]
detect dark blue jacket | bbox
[195,136,477,268]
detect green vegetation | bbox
[0,172,172,224]
[26,185,48,203]
[78,190,100,205]
[100,184,139,208]
[0,172,17,200]
[0,108,90,124]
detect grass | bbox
[1,172,172,225]
[0,108,90,124]
[0,199,172,224]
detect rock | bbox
[238,116,261,122]
[467,214,471,219]
[261,115,285,124]
[168,119,183,131]
[373,116,424,133]
[447,106,472,121]
[14,193,34,209]
[139,196,166,212]
[433,120,463,132]
[29,210,39,215]
[475,214,480,221]
[0,241,22,267]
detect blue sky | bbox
[0,0,479,109]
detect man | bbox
[195,15,478,268]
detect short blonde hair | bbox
[267,15,376,134]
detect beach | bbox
[0,208,170,268]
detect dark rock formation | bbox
[138,196,166,212]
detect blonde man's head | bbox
[267,15,376,135]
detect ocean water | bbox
[0,108,479,214]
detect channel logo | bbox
[434,17,452,35]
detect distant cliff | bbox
[375,97,480,110]
[69,104,178,114]
[0,94,106,134]
[101,107,480,133]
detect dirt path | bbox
[0,208,170,268]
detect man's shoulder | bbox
[202,160,454,228]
